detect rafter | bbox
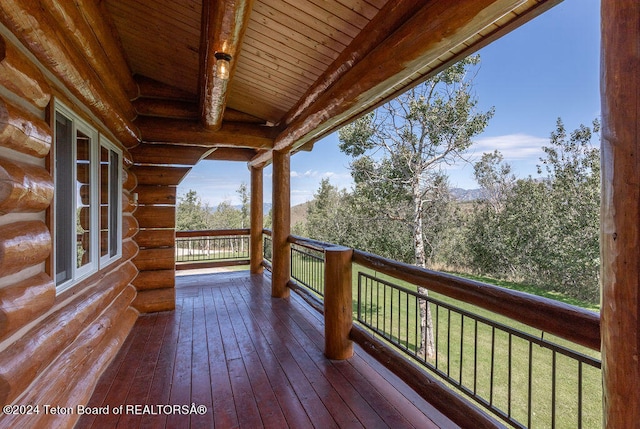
[199,0,255,130]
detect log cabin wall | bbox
[130,164,189,313]
[0,18,139,429]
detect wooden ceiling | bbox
[2,0,562,167]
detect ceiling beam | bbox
[199,0,254,130]
[130,143,215,166]
[137,116,275,149]
[204,147,259,162]
[270,0,526,156]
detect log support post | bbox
[601,0,640,426]
[250,165,263,274]
[324,246,354,360]
[271,150,290,298]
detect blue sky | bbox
[180,0,601,207]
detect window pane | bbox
[76,129,92,269]
[55,112,73,285]
[109,149,120,257]
[100,146,109,258]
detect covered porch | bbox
[77,270,456,429]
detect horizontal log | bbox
[350,325,502,428]
[0,221,51,277]
[134,229,175,249]
[122,191,136,213]
[134,206,176,229]
[199,0,253,130]
[122,214,138,239]
[0,157,54,214]
[134,75,196,101]
[133,247,175,271]
[41,0,136,118]
[71,0,139,100]
[131,165,191,186]
[122,168,137,192]
[121,238,139,262]
[288,234,335,252]
[223,108,265,124]
[0,1,140,147]
[0,272,55,340]
[132,288,175,313]
[0,35,51,108]
[134,185,177,206]
[0,97,52,158]
[133,98,199,119]
[132,269,176,291]
[130,143,212,166]
[1,288,137,429]
[353,250,601,351]
[282,0,424,130]
[0,260,137,405]
[136,116,275,149]
[205,147,259,162]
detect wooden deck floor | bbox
[77,271,458,429]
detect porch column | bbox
[601,1,640,427]
[250,165,263,274]
[272,149,290,298]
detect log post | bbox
[601,0,640,426]
[271,150,290,298]
[250,165,263,274]
[324,246,354,360]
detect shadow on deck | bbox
[77,270,458,428]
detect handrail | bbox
[176,228,250,238]
[288,233,335,252]
[263,228,600,351]
[353,250,600,351]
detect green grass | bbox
[289,253,602,429]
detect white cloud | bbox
[469,134,548,160]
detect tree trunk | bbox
[412,178,435,360]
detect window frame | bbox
[99,136,123,267]
[53,100,123,294]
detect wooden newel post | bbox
[324,246,354,360]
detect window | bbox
[53,101,122,292]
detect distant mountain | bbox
[232,203,272,212]
[450,188,483,202]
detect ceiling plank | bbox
[137,116,276,149]
[199,0,255,130]
[273,0,525,153]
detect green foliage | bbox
[176,189,211,231]
[336,55,494,268]
[466,119,601,302]
[176,185,250,231]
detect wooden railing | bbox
[260,229,602,429]
[175,229,250,270]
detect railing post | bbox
[601,1,640,426]
[324,246,353,360]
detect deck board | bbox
[77,271,459,429]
